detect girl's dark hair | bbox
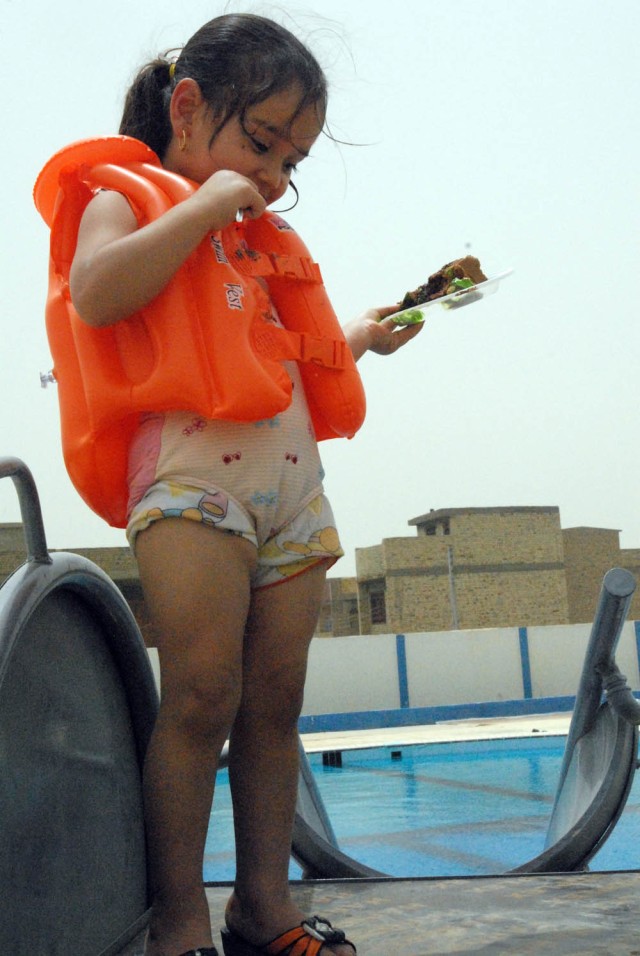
[119,13,328,158]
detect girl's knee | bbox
[163,662,242,737]
[241,662,307,729]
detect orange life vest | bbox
[34,136,366,528]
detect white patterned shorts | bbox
[127,479,344,589]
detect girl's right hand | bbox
[189,169,267,231]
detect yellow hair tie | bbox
[169,62,176,81]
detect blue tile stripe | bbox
[518,626,533,699]
[396,633,410,708]
[298,695,576,734]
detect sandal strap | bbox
[265,927,321,956]
[264,916,354,955]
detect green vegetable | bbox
[391,308,425,326]
[449,277,475,291]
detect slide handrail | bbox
[0,457,50,564]
[549,567,636,819]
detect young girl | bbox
[65,13,420,956]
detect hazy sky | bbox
[1,0,638,577]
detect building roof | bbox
[408,505,560,527]
[563,525,622,534]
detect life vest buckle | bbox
[231,248,321,283]
[298,332,347,369]
[269,254,321,282]
[252,324,348,370]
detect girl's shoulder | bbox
[77,188,138,235]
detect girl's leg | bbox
[135,518,257,956]
[225,562,353,955]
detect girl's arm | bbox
[70,169,265,328]
[343,306,423,362]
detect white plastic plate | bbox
[388,269,514,325]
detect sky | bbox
[1,0,638,577]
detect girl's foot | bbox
[223,893,355,955]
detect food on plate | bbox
[400,256,487,310]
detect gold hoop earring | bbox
[178,129,187,152]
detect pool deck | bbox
[115,870,640,955]
[299,710,572,753]
[115,712,640,956]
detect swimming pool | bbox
[202,735,640,881]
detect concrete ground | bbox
[114,713,640,955]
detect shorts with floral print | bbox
[126,479,344,589]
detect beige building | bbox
[563,527,640,624]
[319,507,640,637]
[2,505,639,641]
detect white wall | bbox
[301,620,640,717]
[527,623,589,698]
[301,633,400,715]
[405,628,524,707]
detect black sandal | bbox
[177,948,219,956]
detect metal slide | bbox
[512,566,639,873]
[1,456,639,954]
[290,568,640,879]
[0,458,158,956]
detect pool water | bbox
[202,735,640,882]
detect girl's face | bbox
[175,84,323,206]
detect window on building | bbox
[369,589,387,625]
[425,519,451,536]
[347,599,359,631]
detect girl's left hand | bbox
[343,305,424,362]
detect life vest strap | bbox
[252,324,349,369]
[233,247,322,283]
